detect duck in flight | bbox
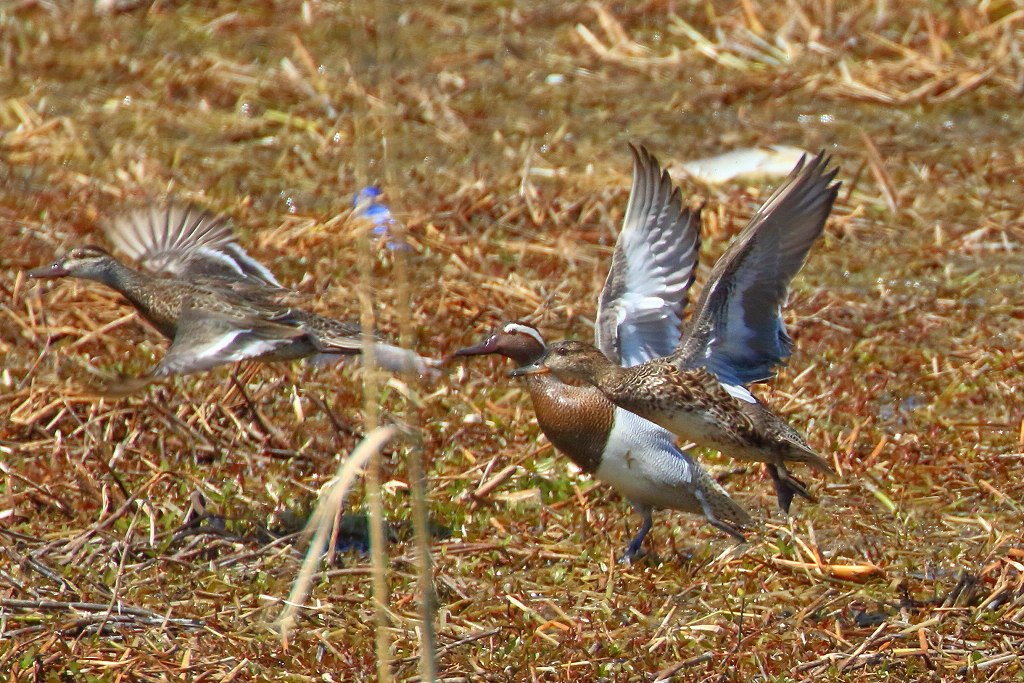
[28,204,436,379]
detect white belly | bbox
[592,408,705,514]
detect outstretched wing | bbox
[152,306,306,377]
[675,151,840,384]
[105,204,282,289]
[595,144,701,368]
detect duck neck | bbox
[584,355,623,389]
[92,259,151,301]
[86,260,180,338]
[504,345,544,368]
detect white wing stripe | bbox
[193,329,246,360]
[721,382,756,404]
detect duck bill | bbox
[452,335,500,357]
[509,361,550,377]
[27,263,70,279]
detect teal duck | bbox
[29,204,436,378]
[514,151,841,512]
[457,145,752,560]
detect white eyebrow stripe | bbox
[502,322,546,348]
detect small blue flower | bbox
[353,186,408,250]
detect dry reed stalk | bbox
[373,0,438,678]
[277,425,398,638]
[351,87,394,683]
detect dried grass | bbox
[2,0,1023,681]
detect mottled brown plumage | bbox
[497,148,840,518]
[514,340,834,496]
[455,322,752,558]
[527,372,615,476]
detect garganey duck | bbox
[456,145,752,560]
[28,204,436,378]
[513,151,841,513]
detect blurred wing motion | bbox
[105,204,282,289]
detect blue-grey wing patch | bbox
[595,144,701,368]
[675,151,840,385]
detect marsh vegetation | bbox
[1,1,1022,680]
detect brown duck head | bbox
[510,339,612,384]
[453,322,548,367]
[28,245,121,285]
